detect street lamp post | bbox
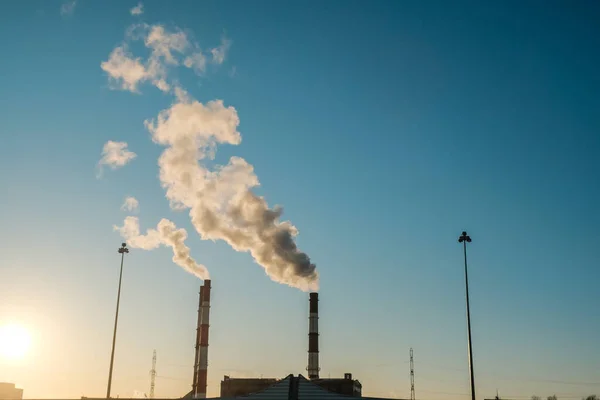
[107,243,129,398]
[458,231,475,400]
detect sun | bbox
[0,324,32,360]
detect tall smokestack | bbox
[307,292,320,380]
[192,285,204,396]
[196,280,211,398]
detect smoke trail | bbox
[114,216,209,279]
[144,96,319,291]
[102,22,318,291]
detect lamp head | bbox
[458,231,472,243]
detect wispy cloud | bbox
[130,2,144,16]
[101,24,189,93]
[101,24,229,95]
[101,46,148,92]
[143,25,189,65]
[184,52,207,75]
[211,36,231,64]
[121,196,140,212]
[97,140,137,177]
[60,0,77,16]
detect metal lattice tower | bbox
[410,348,415,400]
[150,350,156,399]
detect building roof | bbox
[297,376,354,400]
[214,375,404,400]
[227,375,291,400]
[80,375,405,400]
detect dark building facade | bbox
[220,376,280,397]
[0,383,23,400]
[312,373,362,397]
[220,373,361,398]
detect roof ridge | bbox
[237,375,292,399]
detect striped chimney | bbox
[307,292,320,379]
[192,285,204,396]
[196,280,211,399]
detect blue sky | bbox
[1,0,599,399]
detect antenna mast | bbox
[410,348,415,400]
[150,350,156,399]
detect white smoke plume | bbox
[144,96,318,291]
[114,216,209,280]
[103,21,318,291]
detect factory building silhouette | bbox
[184,281,369,400]
[0,383,23,400]
[80,280,400,400]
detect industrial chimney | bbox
[192,285,204,396]
[307,292,320,379]
[196,280,211,398]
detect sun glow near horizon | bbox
[0,323,32,361]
